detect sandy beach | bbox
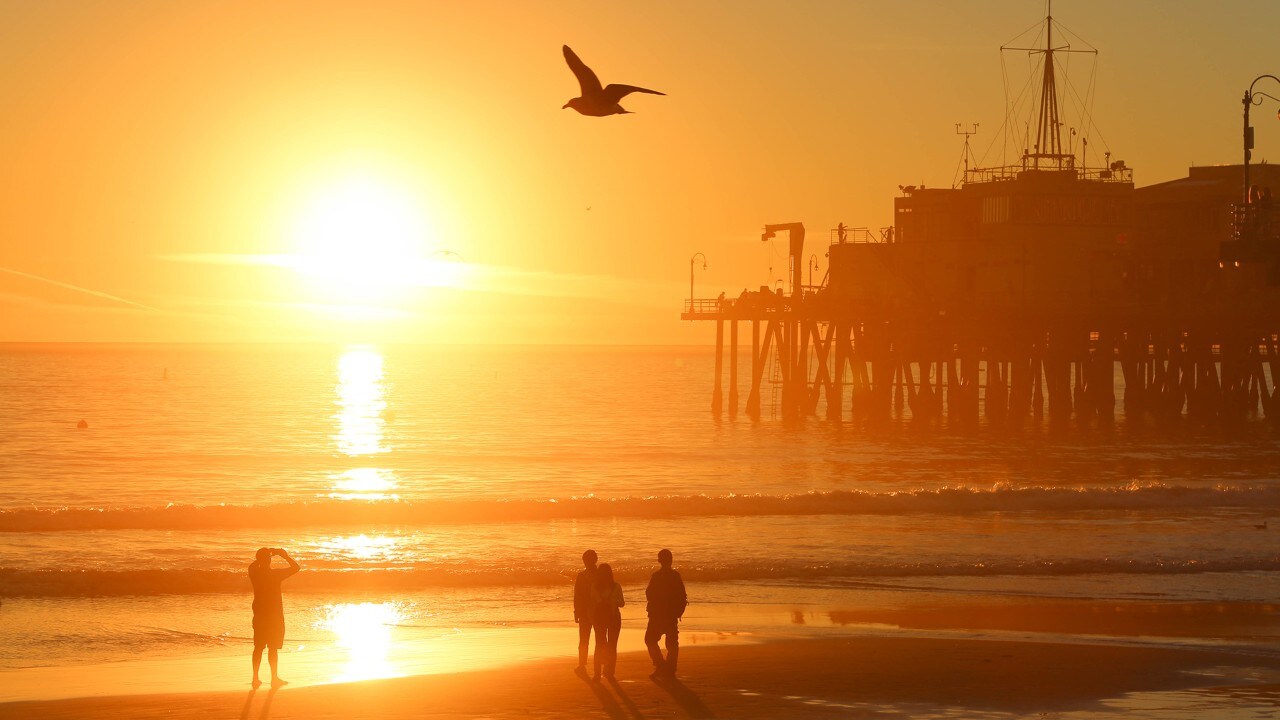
[5,632,1278,720]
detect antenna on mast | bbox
[953,123,980,187]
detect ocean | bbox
[1,343,1278,699]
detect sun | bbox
[288,174,441,301]
[290,175,424,294]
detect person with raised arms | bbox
[248,547,300,688]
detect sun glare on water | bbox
[319,602,406,682]
[330,468,399,500]
[329,348,402,498]
[320,533,400,561]
[334,347,387,457]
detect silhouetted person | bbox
[248,547,300,688]
[561,45,665,116]
[644,548,687,679]
[591,563,624,681]
[573,549,599,671]
[838,222,848,243]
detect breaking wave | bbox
[5,557,1280,598]
[2,483,1278,533]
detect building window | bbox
[982,196,1009,224]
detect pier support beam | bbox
[830,324,848,421]
[729,320,739,415]
[694,297,1280,428]
[747,320,762,417]
[712,319,724,414]
[984,358,1008,425]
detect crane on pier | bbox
[761,223,805,300]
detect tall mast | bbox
[998,2,1104,177]
[1033,3,1062,168]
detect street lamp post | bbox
[808,254,819,288]
[1243,74,1280,204]
[689,252,707,309]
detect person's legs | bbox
[267,621,287,687]
[604,615,621,678]
[577,619,592,668]
[592,620,607,680]
[665,620,679,676]
[268,648,288,686]
[251,644,265,687]
[644,619,666,675]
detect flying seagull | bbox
[561,45,664,116]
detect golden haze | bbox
[0,1,1275,343]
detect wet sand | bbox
[5,635,1276,719]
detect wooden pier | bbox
[684,168,1280,426]
[686,12,1280,425]
[687,298,1280,425]
[684,11,1280,427]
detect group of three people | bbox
[574,548,687,682]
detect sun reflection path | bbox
[319,602,406,682]
[332,347,399,499]
[319,533,400,562]
[330,468,400,501]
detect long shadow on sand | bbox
[653,676,714,718]
[575,667,626,720]
[257,686,280,719]
[240,686,281,720]
[607,677,646,720]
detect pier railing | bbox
[963,164,1134,185]
[829,226,894,244]
[682,298,728,318]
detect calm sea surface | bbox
[1,343,1278,678]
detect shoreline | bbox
[5,592,1280,706]
[4,633,1279,719]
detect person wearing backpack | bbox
[643,548,687,679]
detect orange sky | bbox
[1,1,1277,344]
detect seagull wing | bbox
[563,45,602,95]
[602,84,665,103]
